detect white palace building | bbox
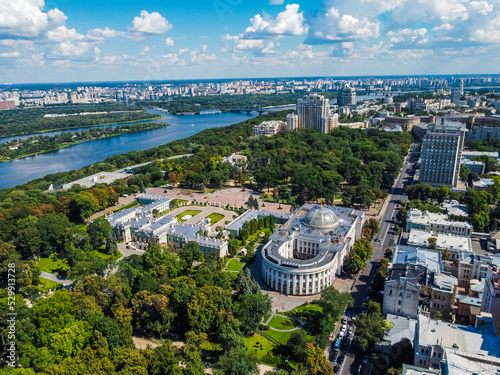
[261,204,364,296]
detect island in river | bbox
[0,122,170,162]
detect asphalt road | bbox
[336,141,420,375]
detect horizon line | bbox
[2,73,500,87]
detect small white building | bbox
[406,209,472,237]
[407,229,472,260]
[253,120,285,136]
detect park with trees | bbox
[0,109,413,373]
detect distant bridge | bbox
[230,109,268,115]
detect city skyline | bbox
[1,0,500,84]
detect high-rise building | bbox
[320,114,339,134]
[451,89,461,106]
[286,113,300,130]
[296,93,330,130]
[419,124,465,188]
[337,87,356,106]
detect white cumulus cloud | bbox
[129,10,172,39]
[190,44,216,64]
[0,0,58,38]
[244,4,309,37]
[165,37,174,47]
[0,51,21,58]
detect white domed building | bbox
[261,204,364,296]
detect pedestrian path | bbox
[263,312,305,332]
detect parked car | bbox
[340,324,347,334]
[337,354,345,364]
[348,326,354,335]
[342,316,348,324]
[363,355,369,364]
[334,365,341,373]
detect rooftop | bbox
[462,150,500,159]
[402,364,440,375]
[62,171,133,190]
[433,272,458,293]
[441,200,468,218]
[408,229,472,254]
[473,178,495,189]
[383,314,418,346]
[445,349,500,375]
[407,208,471,229]
[392,244,443,273]
[225,209,290,233]
[263,204,363,269]
[417,314,500,357]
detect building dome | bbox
[302,205,340,230]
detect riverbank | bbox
[25,115,163,135]
[0,122,170,163]
[0,109,260,190]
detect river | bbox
[0,109,262,190]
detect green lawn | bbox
[246,228,272,244]
[92,249,122,260]
[284,303,323,317]
[226,258,245,272]
[268,315,299,330]
[206,212,225,225]
[176,209,202,222]
[243,334,279,366]
[264,329,294,345]
[37,254,70,277]
[39,277,62,291]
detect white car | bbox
[340,324,347,333]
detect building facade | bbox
[429,273,458,318]
[107,196,228,257]
[458,254,500,287]
[337,87,356,106]
[481,264,500,336]
[296,94,330,130]
[286,113,300,130]
[461,159,485,174]
[320,114,339,134]
[383,264,426,319]
[261,204,364,296]
[419,124,465,188]
[253,121,284,136]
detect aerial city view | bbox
[2,1,500,375]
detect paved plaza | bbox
[146,186,292,213]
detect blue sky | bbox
[0,0,499,83]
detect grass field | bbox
[206,212,225,225]
[176,209,202,222]
[226,259,244,272]
[92,249,122,260]
[268,315,300,330]
[36,254,70,277]
[39,277,62,291]
[284,303,323,317]
[243,334,279,365]
[264,329,294,345]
